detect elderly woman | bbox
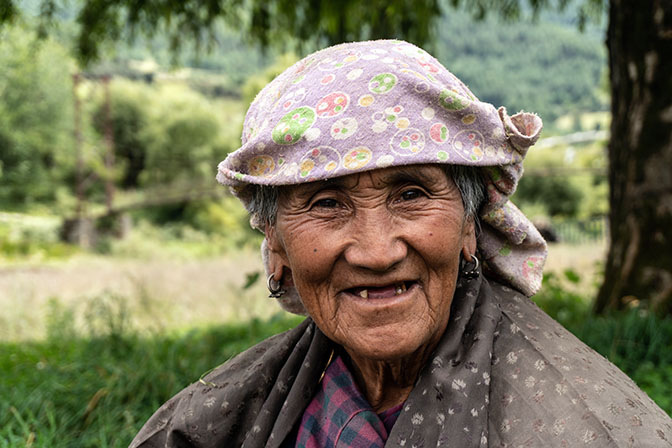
[132,40,671,447]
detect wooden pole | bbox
[71,72,90,248]
[102,75,115,214]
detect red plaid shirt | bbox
[291,355,403,447]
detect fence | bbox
[550,216,608,244]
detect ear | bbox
[264,225,292,287]
[461,218,478,262]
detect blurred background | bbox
[1,0,670,446]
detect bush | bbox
[91,80,153,189]
[184,197,259,241]
[514,176,584,218]
[0,219,78,261]
[533,270,590,328]
[90,81,226,191]
[0,25,75,207]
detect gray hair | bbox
[247,165,487,232]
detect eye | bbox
[400,188,425,201]
[313,197,340,208]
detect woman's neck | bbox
[343,340,440,413]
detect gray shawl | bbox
[131,275,672,447]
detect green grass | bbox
[0,314,304,448]
[0,218,79,263]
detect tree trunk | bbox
[595,0,672,313]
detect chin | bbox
[344,327,433,362]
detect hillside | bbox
[106,7,607,122]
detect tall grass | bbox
[1,296,303,447]
[0,249,276,341]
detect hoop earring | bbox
[461,255,480,279]
[267,274,286,298]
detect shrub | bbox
[514,175,584,218]
[533,270,590,328]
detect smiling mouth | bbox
[348,281,415,299]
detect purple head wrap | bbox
[217,40,546,313]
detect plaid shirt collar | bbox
[293,355,403,447]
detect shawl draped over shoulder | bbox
[131,275,672,447]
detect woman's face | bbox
[267,165,476,361]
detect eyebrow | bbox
[291,166,444,199]
[378,166,442,187]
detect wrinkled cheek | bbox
[429,234,464,269]
[291,259,332,296]
[285,232,342,298]
[291,269,337,320]
[304,296,343,338]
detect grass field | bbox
[1,315,305,448]
[545,239,606,294]
[1,250,276,341]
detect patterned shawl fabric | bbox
[130,276,672,448]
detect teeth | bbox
[356,283,407,298]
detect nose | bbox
[344,208,407,272]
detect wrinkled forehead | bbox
[278,164,455,199]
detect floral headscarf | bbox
[217,40,546,312]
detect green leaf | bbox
[564,269,581,284]
[243,271,261,290]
